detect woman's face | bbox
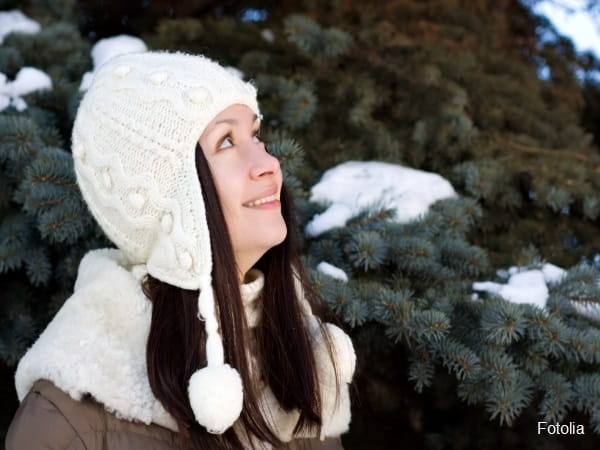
[199,104,287,280]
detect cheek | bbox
[211,171,244,224]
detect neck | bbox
[235,250,266,283]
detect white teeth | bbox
[245,194,278,207]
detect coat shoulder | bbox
[284,436,345,450]
[6,379,90,449]
[7,379,190,450]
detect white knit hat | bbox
[72,51,260,434]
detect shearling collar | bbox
[15,249,179,430]
[14,248,355,444]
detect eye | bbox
[219,136,233,149]
[252,131,262,144]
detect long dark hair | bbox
[143,143,335,449]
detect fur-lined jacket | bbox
[6,249,356,449]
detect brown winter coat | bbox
[6,379,343,450]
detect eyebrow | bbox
[214,114,259,126]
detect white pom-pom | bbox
[188,364,243,434]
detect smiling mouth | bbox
[243,194,279,207]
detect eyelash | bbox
[219,131,262,149]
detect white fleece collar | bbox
[14,248,355,443]
[15,249,178,430]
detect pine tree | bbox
[1,0,599,448]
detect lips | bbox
[243,185,279,207]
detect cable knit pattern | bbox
[15,249,355,448]
[72,52,259,291]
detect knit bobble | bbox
[160,213,173,233]
[185,88,210,105]
[178,250,193,270]
[114,65,131,77]
[150,71,168,85]
[127,192,146,210]
[101,170,113,190]
[188,364,243,434]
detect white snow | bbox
[473,270,549,308]
[305,161,457,237]
[0,95,9,111]
[317,261,348,282]
[572,302,600,321]
[91,35,147,68]
[541,263,567,284]
[11,97,27,111]
[0,10,49,111]
[473,263,600,321]
[80,35,148,91]
[0,10,40,44]
[6,67,52,95]
[533,1,600,59]
[0,67,52,112]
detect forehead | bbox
[211,104,258,126]
[200,104,259,143]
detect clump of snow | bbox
[473,263,600,321]
[6,67,51,94]
[80,35,148,91]
[306,161,457,237]
[92,35,147,68]
[533,1,600,59]
[0,10,41,44]
[541,263,566,284]
[572,302,600,321]
[0,67,52,112]
[317,261,348,282]
[473,270,549,308]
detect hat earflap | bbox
[188,275,243,434]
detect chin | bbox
[240,222,287,259]
[268,224,288,248]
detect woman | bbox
[6,52,355,449]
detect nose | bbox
[249,143,280,179]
